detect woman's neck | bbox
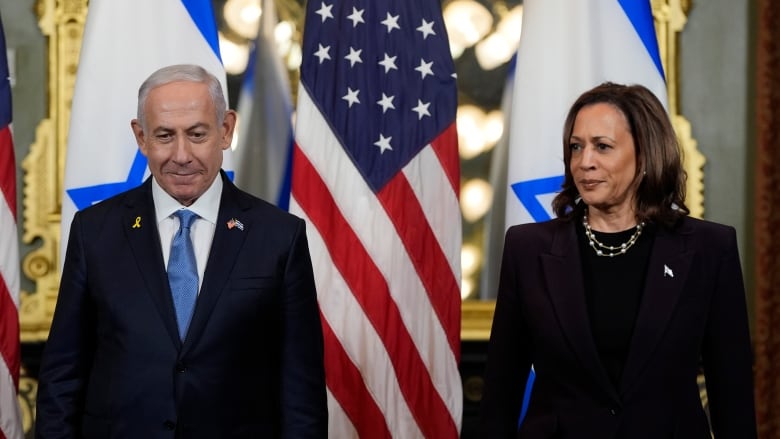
[585,206,638,232]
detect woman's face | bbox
[569,103,638,215]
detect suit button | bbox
[176,362,186,373]
[163,420,176,430]
[609,408,619,416]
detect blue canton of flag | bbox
[300,1,458,192]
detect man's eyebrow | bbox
[186,122,210,130]
[152,126,174,134]
[152,122,209,133]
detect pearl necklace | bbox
[582,214,645,257]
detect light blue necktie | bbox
[168,209,199,340]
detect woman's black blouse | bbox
[575,220,655,387]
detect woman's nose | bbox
[578,145,596,169]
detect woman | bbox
[480,82,756,438]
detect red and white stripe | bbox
[0,123,22,439]
[291,88,462,437]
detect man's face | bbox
[132,80,235,206]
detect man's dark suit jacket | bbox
[480,216,756,438]
[36,172,327,438]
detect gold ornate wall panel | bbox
[20,0,87,342]
[18,368,37,434]
[652,0,705,218]
[18,0,703,343]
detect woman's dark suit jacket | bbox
[480,216,756,438]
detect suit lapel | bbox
[122,179,182,348]
[619,221,694,396]
[541,221,618,401]
[182,177,251,352]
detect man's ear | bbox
[131,119,148,155]
[221,110,238,151]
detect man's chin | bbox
[172,194,198,206]
[164,184,201,206]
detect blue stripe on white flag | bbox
[617,0,664,80]
[180,0,222,62]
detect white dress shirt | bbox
[152,176,222,292]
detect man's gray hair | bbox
[136,64,227,129]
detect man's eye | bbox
[157,133,172,141]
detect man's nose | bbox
[172,136,193,163]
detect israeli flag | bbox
[484,0,668,298]
[60,0,232,266]
[505,0,667,227]
[483,0,668,426]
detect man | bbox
[36,64,327,438]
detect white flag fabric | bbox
[484,0,668,297]
[60,0,231,265]
[233,0,294,209]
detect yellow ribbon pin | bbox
[132,216,141,229]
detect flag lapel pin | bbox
[227,218,244,231]
[663,264,674,278]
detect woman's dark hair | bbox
[551,82,689,227]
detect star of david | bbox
[67,150,234,210]
[510,175,565,222]
[66,150,149,210]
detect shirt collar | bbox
[152,173,223,225]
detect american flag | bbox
[0,12,23,439]
[289,0,462,437]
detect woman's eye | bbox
[569,143,581,151]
